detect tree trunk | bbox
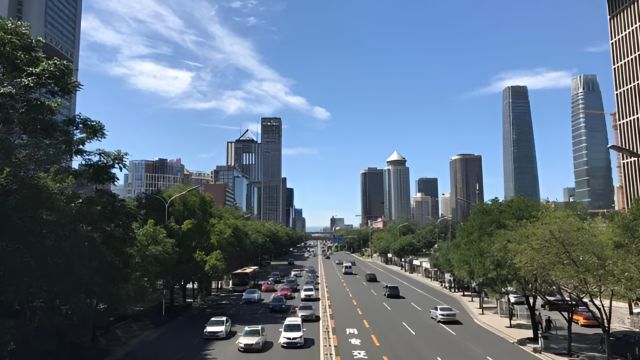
[525,296,539,341]
[628,299,634,316]
[566,309,573,357]
[180,282,187,304]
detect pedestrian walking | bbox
[536,312,543,332]
[544,316,553,333]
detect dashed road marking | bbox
[371,289,377,296]
[363,319,370,328]
[402,321,416,335]
[362,281,367,286]
[333,335,338,346]
[352,299,357,305]
[411,302,422,311]
[367,263,444,304]
[357,308,363,315]
[486,357,494,360]
[440,323,456,335]
[371,334,381,347]
[383,302,391,311]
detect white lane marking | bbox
[411,302,422,311]
[383,302,391,310]
[437,358,443,360]
[440,323,456,335]
[402,321,416,335]
[486,357,494,360]
[371,289,377,296]
[367,262,444,304]
[362,281,367,286]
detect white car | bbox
[429,305,458,323]
[241,288,262,303]
[301,285,316,301]
[203,316,231,339]
[236,325,267,352]
[296,304,317,321]
[291,269,303,277]
[279,317,305,348]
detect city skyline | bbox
[75,1,617,227]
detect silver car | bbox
[236,325,267,352]
[241,288,262,303]
[429,305,458,323]
[296,304,317,321]
[203,316,231,339]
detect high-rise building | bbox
[607,0,640,210]
[384,151,411,220]
[284,185,294,228]
[360,167,385,227]
[214,165,249,212]
[330,216,345,231]
[503,85,541,201]
[571,75,615,210]
[416,177,439,219]
[126,158,185,197]
[227,131,262,217]
[450,154,484,222]
[261,118,283,224]
[563,187,576,202]
[293,208,306,233]
[412,193,435,224]
[440,193,451,218]
[1,0,83,117]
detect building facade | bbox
[330,216,345,231]
[293,208,306,233]
[607,0,640,210]
[260,118,283,224]
[563,187,576,202]
[503,85,541,201]
[440,192,451,218]
[571,75,615,210]
[416,177,439,219]
[360,167,385,227]
[384,151,411,220]
[227,131,262,217]
[213,165,249,212]
[126,158,185,197]
[450,154,484,222]
[412,193,435,224]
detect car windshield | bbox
[245,289,258,295]
[303,287,314,291]
[243,328,261,337]
[272,296,285,303]
[440,307,454,312]
[207,319,225,327]
[283,324,302,332]
[299,305,313,311]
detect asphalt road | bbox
[119,249,321,360]
[324,252,540,360]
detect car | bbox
[383,284,400,298]
[301,285,316,300]
[608,330,640,359]
[277,286,294,300]
[270,271,282,283]
[236,325,267,352]
[288,258,295,265]
[269,295,288,312]
[335,260,343,265]
[325,255,331,259]
[296,304,317,321]
[365,273,378,282]
[542,296,586,311]
[303,279,316,289]
[203,316,231,339]
[241,288,262,303]
[430,305,458,323]
[261,280,276,292]
[285,277,299,291]
[508,294,526,305]
[278,317,305,348]
[291,269,303,277]
[342,263,353,275]
[571,307,600,327]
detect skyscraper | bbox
[416,177,439,219]
[440,193,451,218]
[450,154,484,222]
[261,117,283,224]
[360,167,385,227]
[503,85,540,201]
[126,158,185,198]
[571,75,615,210]
[1,0,83,117]
[607,0,640,210]
[563,187,576,202]
[384,151,411,220]
[412,193,435,224]
[227,131,262,217]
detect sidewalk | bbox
[367,257,606,360]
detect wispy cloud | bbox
[283,147,319,156]
[471,68,573,95]
[584,43,610,53]
[82,0,330,120]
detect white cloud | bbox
[472,68,573,95]
[82,0,330,120]
[585,43,610,53]
[283,147,319,156]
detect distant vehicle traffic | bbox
[203,316,231,339]
[241,288,262,303]
[291,269,303,277]
[230,266,259,292]
[296,304,317,321]
[430,305,458,323]
[365,273,378,282]
[277,286,294,300]
[301,285,316,300]
[261,280,276,292]
[383,284,400,298]
[288,258,295,265]
[269,295,288,312]
[236,325,267,352]
[285,277,299,291]
[342,263,353,275]
[335,260,343,265]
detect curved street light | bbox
[150,184,202,224]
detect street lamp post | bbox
[397,223,409,270]
[435,216,451,243]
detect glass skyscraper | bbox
[360,167,385,227]
[261,117,283,224]
[450,154,484,222]
[384,151,411,220]
[571,75,614,210]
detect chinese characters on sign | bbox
[345,328,367,359]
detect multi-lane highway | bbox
[324,252,540,360]
[119,248,321,360]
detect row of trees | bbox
[0,19,302,359]
[431,198,640,359]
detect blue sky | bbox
[77,1,615,228]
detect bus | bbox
[230,266,260,292]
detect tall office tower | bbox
[214,165,249,212]
[412,193,435,224]
[416,177,439,219]
[607,0,640,210]
[261,118,283,224]
[384,151,411,220]
[502,86,541,201]
[360,167,385,227]
[440,193,451,218]
[293,208,306,232]
[563,187,576,202]
[227,131,262,217]
[450,154,484,222]
[284,186,294,228]
[126,158,185,198]
[1,0,83,117]
[571,75,615,210]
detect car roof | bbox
[284,316,303,324]
[210,316,228,321]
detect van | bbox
[342,263,353,275]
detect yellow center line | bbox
[371,334,381,347]
[352,299,357,305]
[357,308,363,315]
[363,319,370,328]
[383,356,389,360]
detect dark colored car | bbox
[285,277,299,291]
[383,284,400,298]
[269,295,287,312]
[288,258,295,265]
[324,255,330,259]
[270,271,282,283]
[608,331,640,360]
[541,296,586,311]
[365,273,378,282]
